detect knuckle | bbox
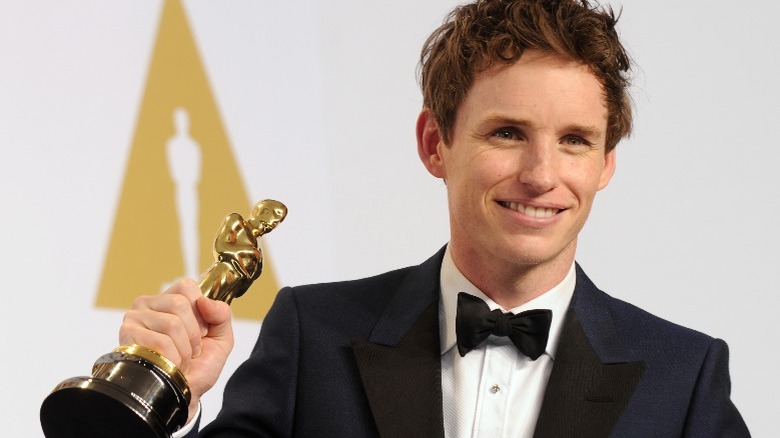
[122,309,140,324]
[160,313,181,334]
[131,294,152,309]
[170,294,192,312]
[180,277,199,290]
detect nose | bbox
[518,142,557,194]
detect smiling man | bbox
[120,1,749,437]
[417,50,616,310]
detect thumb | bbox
[195,297,232,338]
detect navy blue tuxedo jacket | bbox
[186,247,748,437]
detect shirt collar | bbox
[438,245,576,360]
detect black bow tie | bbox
[456,292,552,360]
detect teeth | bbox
[503,202,558,218]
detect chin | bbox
[499,238,575,267]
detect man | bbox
[121,0,749,436]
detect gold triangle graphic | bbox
[96,0,279,320]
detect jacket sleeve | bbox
[196,287,301,437]
[682,338,750,437]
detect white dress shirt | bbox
[175,249,575,438]
[439,247,576,438]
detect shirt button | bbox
[490,384,501,393]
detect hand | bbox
[118,278,234,421]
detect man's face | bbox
[419,50,615,273]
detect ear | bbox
[416,109,447,178]
[597,148,617,190]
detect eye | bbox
[492,128,520,140]
[562,135,590,146]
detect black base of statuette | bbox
[40,349,189,438]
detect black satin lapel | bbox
[534,312,644,438]
[352,302,444,438]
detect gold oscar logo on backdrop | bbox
[96,0,280,320]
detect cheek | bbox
[562,161,605,202]
[444,148,523,205]
[468,151,518,187]
[445,159,496,211]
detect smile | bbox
[499,201,561,218]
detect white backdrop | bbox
[1,1,777,436]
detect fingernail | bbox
[193,344,202,358]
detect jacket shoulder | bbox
[573,266,716,362]
[604,291,713,345]
[279,265,418,316]
[598,290,723,376]
[280,248,445,316]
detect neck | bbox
[449,241,576,310]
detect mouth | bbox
[498,201,561,218]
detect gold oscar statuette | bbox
[40,199,287,438]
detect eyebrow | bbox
[565,124,603,140]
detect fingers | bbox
[118,278,205,371]
[119,316,184,364]
[165,278,209,338]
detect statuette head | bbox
[248,199,287,237]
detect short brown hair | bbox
[419,0,632,152]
